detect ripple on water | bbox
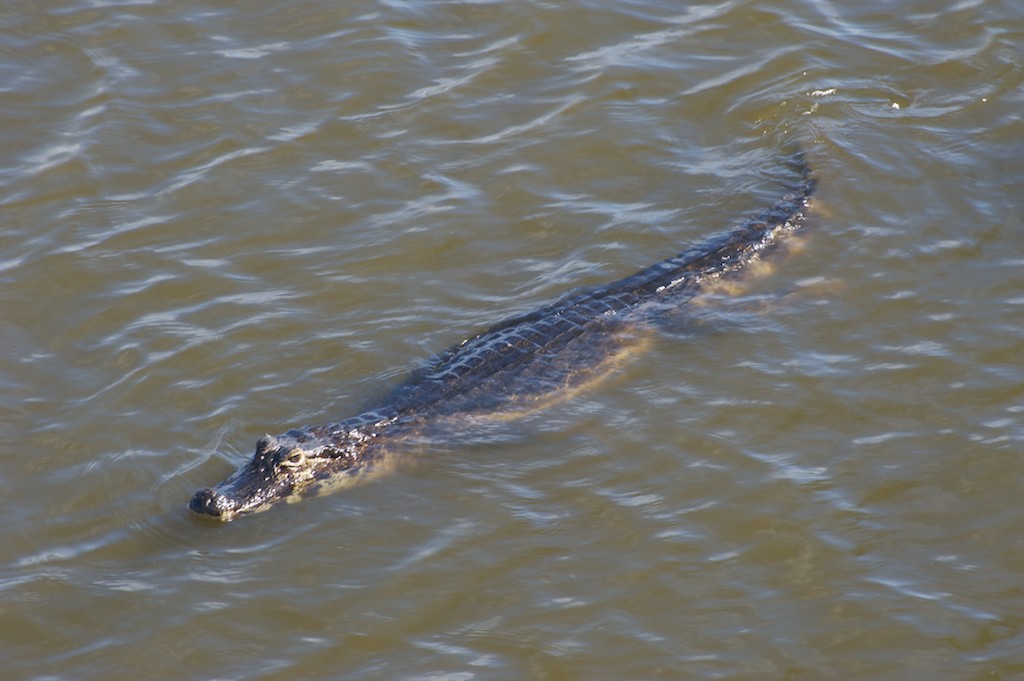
[3,0,1024,679]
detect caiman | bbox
[189,152,816,520]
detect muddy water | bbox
[2,0,1023,679]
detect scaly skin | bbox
[189,152,816,520]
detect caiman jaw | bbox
[189,486,246,520]
[188,475,293,521]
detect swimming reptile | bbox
[189,151,816,520]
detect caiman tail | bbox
[611,148,816,299]
[189,149,817,520]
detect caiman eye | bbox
[281,450,306,468]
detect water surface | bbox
[2,0,1023,679]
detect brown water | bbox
[2,0,1023,679]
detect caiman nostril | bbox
[189,487,227,516]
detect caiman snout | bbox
[189,487,237,518]
[188,433,310,520]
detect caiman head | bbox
[189,430,360,521]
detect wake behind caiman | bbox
[190,152,816,520]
